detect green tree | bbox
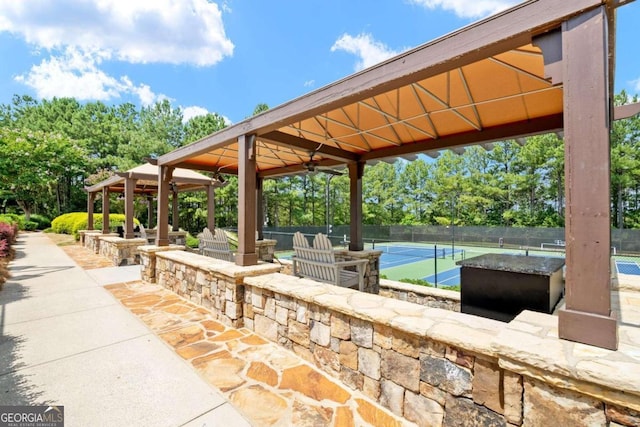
[0,128,86,219]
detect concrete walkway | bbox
[0,232,251,426]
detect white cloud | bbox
[0,0,234,66]
[304,80,315,88]
[182,106,209,122]
[632,77,640,93]
[408,0,519,19]
[331,33,399,71]
[181,106,232,126]
[15,47,168,105]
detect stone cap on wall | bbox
[379,278,461,302]
[156,250,281,278]
[333,249,383,259]
[494,308,640,411]
[138,244,186,254]
[245,272,503,358]
[100,236,147,244]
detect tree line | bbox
[0,92,638,232]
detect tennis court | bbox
[617,260,640,275]
[378,243,640,288]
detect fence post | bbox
[434,244,438,288]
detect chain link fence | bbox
[257,225,640,286]
[262,225,640,255]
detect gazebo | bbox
[84,162,224,239]
[155,0,640,351]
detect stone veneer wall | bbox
[139,245,185,283]
[333,249,382,294]
[378,279,460,312]
[98,237,147,266]
[147,249,640,427]
[154,250,281,327]
[82,231,118,254]
[255,239,277,262]
[240,273,640,427]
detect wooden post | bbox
[558,6,617,350]
[147,195,154,228]
[87,192,95,231]
[124,178,136,239]
[207,184,215,231]
[256,176,264,240]
[236,134,258,265]
[348,161,365,251]
[101,187,110,235]
[172,187,179,232]
[156,166,173,246]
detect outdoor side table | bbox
[457,254,565,322]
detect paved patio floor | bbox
[2,233,412,427]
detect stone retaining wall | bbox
[98,236,147,266]
[255,239,277,262]
[82,231,118,254]
[241,273,640,427]
[378,279,460,312]
[154,250,281,327]
[139,245,185,282]
[146,249,640,426]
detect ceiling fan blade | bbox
[319,168,343,176]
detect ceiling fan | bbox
[303,151,343,176]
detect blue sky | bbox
[0,0,638,124]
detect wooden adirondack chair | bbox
[200,227,235,262]
[292,232,368,291]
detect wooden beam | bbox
[361,114,563,161]
[157,0,602,168]
[614,102,640,120]
[259,131,360,162]
[258,158,344,178]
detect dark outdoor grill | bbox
[457,254,565,322]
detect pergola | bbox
[85,163,223,238]
[156,0,640,349]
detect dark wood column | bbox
[237,134,258,265]
[172,187,179,232]
[256,176,264,240]
[101,187,110,234]
[348,161,365,251]
[124,178,136,239]
[87,192,95,230]
[558,6,617,350]
[207,184,215,231]
[156,166,173,246]
[147,195,154,228]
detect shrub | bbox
[23,221,38,231]
[0,214,24,229]
[0,221,17,244]
[398,277,461,292]
[26,214,51,230]
[51,212,139,240]
[185,232,200,249]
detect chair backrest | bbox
[139,223,147,240]
[201,227,234,262]
[293,232,313,276]
[313,233,337,282]
[292,232,338,282]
